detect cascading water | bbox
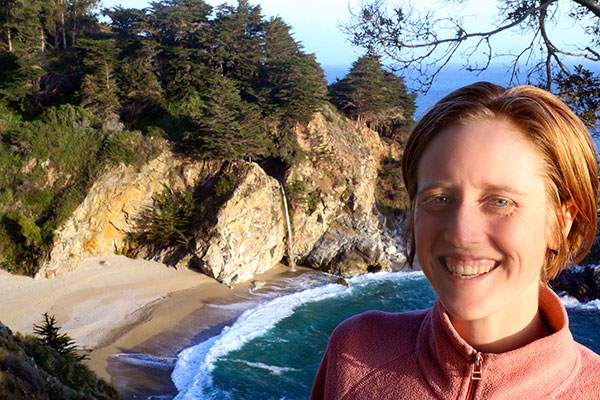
[279,183,296,271]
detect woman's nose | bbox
[442,202,486,247]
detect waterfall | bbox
[279,183,296,271]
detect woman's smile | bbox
[441,256,498,279]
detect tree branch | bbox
[572,0,600,17]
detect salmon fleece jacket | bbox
[311,286,600,399]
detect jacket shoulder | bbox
[556,343,600,399]
[328,308,429,366]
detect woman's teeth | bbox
[444,257,496,279]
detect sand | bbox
[0,254,301,391]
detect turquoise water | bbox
[170,272,600,400]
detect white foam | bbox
[560,295,600,310]
[228,359,299,375]
[109,353,176,369]
[171,271,424,399]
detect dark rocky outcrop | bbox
[550,265,600,302]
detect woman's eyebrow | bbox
[481,184,527,197]
[416,181,453,194]
[416,182,528,197]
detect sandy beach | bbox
[0,254,302,396]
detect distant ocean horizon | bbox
[322,62,600,120]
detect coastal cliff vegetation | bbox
[0,0,415,276]
[0,319,118,399]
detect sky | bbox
[97,0,592,69]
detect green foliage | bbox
[285,180,308,204]
[0,320,118,399]
[328,54,416,142]
[188,75,274,160]
[133,186,200,250]
[33,313,85,361]
[75,38,121,119]
[131,168,241,252]
[375,156,410,225]
[306,189,322,214]
[214,172,239,198]
[17,215,42,246]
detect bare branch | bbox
[344,0,600,93]
[572,0,600,17]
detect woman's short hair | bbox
[401,82,598,281]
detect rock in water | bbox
[335,277,350,287]
[550,265,600,302]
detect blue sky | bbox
[98,0,591,68]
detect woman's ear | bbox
[547,200,577,250]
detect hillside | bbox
[0,0,415,279]
[0,320,118,399]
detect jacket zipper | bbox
[465,352,483,400]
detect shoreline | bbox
[0,254,304,395]
[90,264,315,399]
[0,255,408,399]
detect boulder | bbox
[151,162,287,285]
[550,265,600,302]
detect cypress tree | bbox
[76,38,121,119]
[259,17,327,123]
[328,54,415,140]
[210,0,263,101]
[189,74,273,160]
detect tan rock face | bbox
[38,107,393,283]
[189,162,286,285]
[287,108,390,274]
[35,153,214,278]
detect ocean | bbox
[112,66,600,400]
[166,271,600,400]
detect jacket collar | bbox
[415,286,580,399]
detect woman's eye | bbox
[489,198,513,207]
[420,195,452,209]
[433,195,449,204]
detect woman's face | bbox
[414,118,553,325]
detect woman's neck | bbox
[449,282,552,353]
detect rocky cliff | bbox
[37,106,399,284]
[286,107,391,275]
[35,151,220,278]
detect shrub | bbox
[133,186,201,250]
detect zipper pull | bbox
[471,352,483,381]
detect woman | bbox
[311,82,600,399]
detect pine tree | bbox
[259,17,327,123]
[0,1,45,110]
[66,0,100,45]
[103,6,148,38]
[328,54,415,140]
[116,39,163,122]
[189,74,273,160]
[148,0,212,45]
[210,0,263,101]
[33,312,86,360]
